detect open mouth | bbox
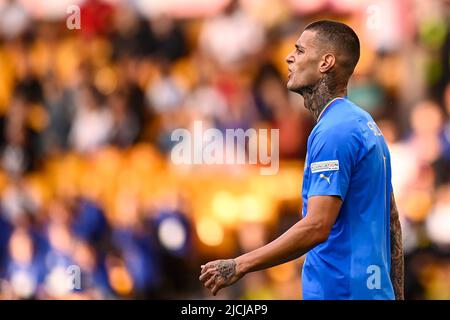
[288,69,293,79]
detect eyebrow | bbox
[295,43,305,50]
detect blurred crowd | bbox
[0,0,449,299]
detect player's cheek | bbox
[295,60,307,79]
[294,67,306,85]
[302,65,317,84]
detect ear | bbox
[319,53,336,73]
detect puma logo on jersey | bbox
[319,173,333,184]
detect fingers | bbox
[204,273,222,295]
[199,267,216,282]
[200,262,214,274]
[199,261,224,296]
[204,274,217,288]
[212,282,222,296]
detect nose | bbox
[285,51,294,64]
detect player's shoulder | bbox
[310,99,376,152]
[315,99,368,137]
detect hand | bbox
[199,259,244,296]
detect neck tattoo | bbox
[299,74,347,121]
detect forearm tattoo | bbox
[390,193,405,300]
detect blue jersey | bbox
[301,97,395,300]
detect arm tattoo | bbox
[215,259,236,282]
[390,192,405,300]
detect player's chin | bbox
[286,78,295,90]
[286,80,300,93]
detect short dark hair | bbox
[305,20,360,77]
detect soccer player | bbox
[199,20,404,300]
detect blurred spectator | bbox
[71,198,108,244]
[146,59,185,115]
[148,14,188,61]
[110,191,162,297]
[42,222,76,298]
[69,85,113,153]
[1,178,38,225]
[0,94,41,176]
[41,72,75,153]
[425,184,450,249]
[72,238,111,299]
[79,0,114,38]
[5,227,42,299]
[199,0,265,68]
[0,0,30,40]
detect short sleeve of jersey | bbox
[384,142,394,195]
[307,124,363,200]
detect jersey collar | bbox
[317,97,346,122]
